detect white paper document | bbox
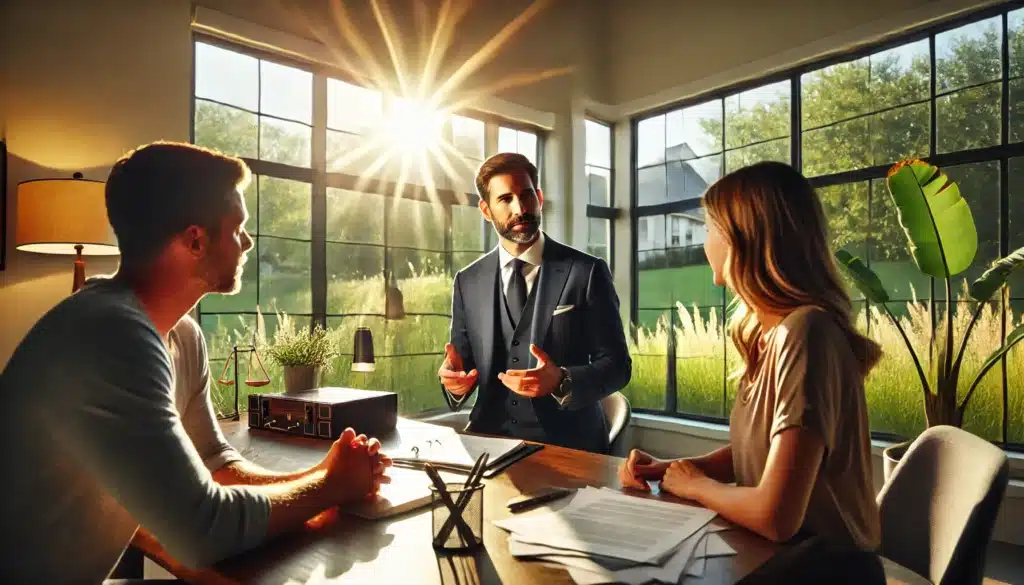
[496,487,717,564]
[389,426,525,470]
[562,526,708,585]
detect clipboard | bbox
[390,435,544,478]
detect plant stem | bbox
[883,304,932,399]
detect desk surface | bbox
[139,418,781,584]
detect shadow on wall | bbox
[0,151,121,365]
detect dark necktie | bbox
[507,258,528,327]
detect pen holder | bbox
[431,482,484,551]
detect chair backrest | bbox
[600,392,631,454]
[876,425,1009,585]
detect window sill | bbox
[631,413,1024,498]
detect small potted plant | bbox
[836,159,1024,481]
[265,313,336,394]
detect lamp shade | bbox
[352,327,375,372]
[15,174,119,255]
[385,283,406,320]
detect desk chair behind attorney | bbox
[439,152,631,454]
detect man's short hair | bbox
[475,152,539,203]
[105,141,251,269]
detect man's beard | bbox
[203,255,244,294]
[495,212,541,244]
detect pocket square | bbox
[552,304,575,316]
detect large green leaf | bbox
[834,249,890,304]
[886,160,977,278]
[968,246,1024,302]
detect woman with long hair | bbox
[619,161,885,580]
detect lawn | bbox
[201,264,1024,445]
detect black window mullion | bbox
[1001,11,1011,446]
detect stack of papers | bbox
[495,487,737,584]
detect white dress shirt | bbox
[498,231,545,298]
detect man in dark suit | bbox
[438,152,631,453]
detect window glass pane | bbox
[803,118,870,177]
[518,131,538,166]
[327,130,376,175]
[587,218,609,262]
[936,16,1002,94]
[666,99,723,159]
[1009,158,1024,299]
[452,115,485,160]
[675,304,725,418]
[327,243,384,314]
[1012,8,1024,78]
[585,119,611,167]
[498,126,517,153]
[630,309,670,410]
[637,165,667,207]
[636,215,666,253]
[668,155,719,202]
[818,182,869,299]
[390,249,450,313]
[194,100,257,159]
[871,39,930,109]
[638,213,718,309]
[327,78,382,133]
[453,204,485,251]
[1011,78,1024,143]
[724,138,789,173]
[637,115,666,167]
[258,237,311,314]
[259,117,311,167]
[937,82,1001,154]
[725,80,790,150]
[863,308,927,436]
[871,102,930,166]
[388,198,446,250]
[194,42,258,111]
[326,188,383,245]
[587,166,611,206]
[259,60,312,124]
[259,177,310,239]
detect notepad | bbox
[345,465,461,520]
[389,429,542,477]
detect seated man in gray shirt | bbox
[0,141,392,584]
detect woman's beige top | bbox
[728,306,881,550]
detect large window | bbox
[192,38,540,417]
[630,5,1024,448]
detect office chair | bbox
[601,391,631,456]
[876,425,1009,585]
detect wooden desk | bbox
[138,418,780,584]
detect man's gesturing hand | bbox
[439,343,478,396]
[497,344,563,398]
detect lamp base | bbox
[72,244,86,293]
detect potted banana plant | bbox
[835,159,1024,481]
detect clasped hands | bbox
[319,427,393,504]
[618,448,709,502]
[439,343,563,398]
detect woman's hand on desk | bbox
[660,459,710,501]
[618,449,670,491]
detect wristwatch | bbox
[552,367,573,406]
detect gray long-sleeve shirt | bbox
[0,278,270,584]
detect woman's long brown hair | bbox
[701,161,882,380]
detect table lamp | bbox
[352,327,375,372]
[16,172,120,292]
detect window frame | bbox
[629,2,1024,449]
